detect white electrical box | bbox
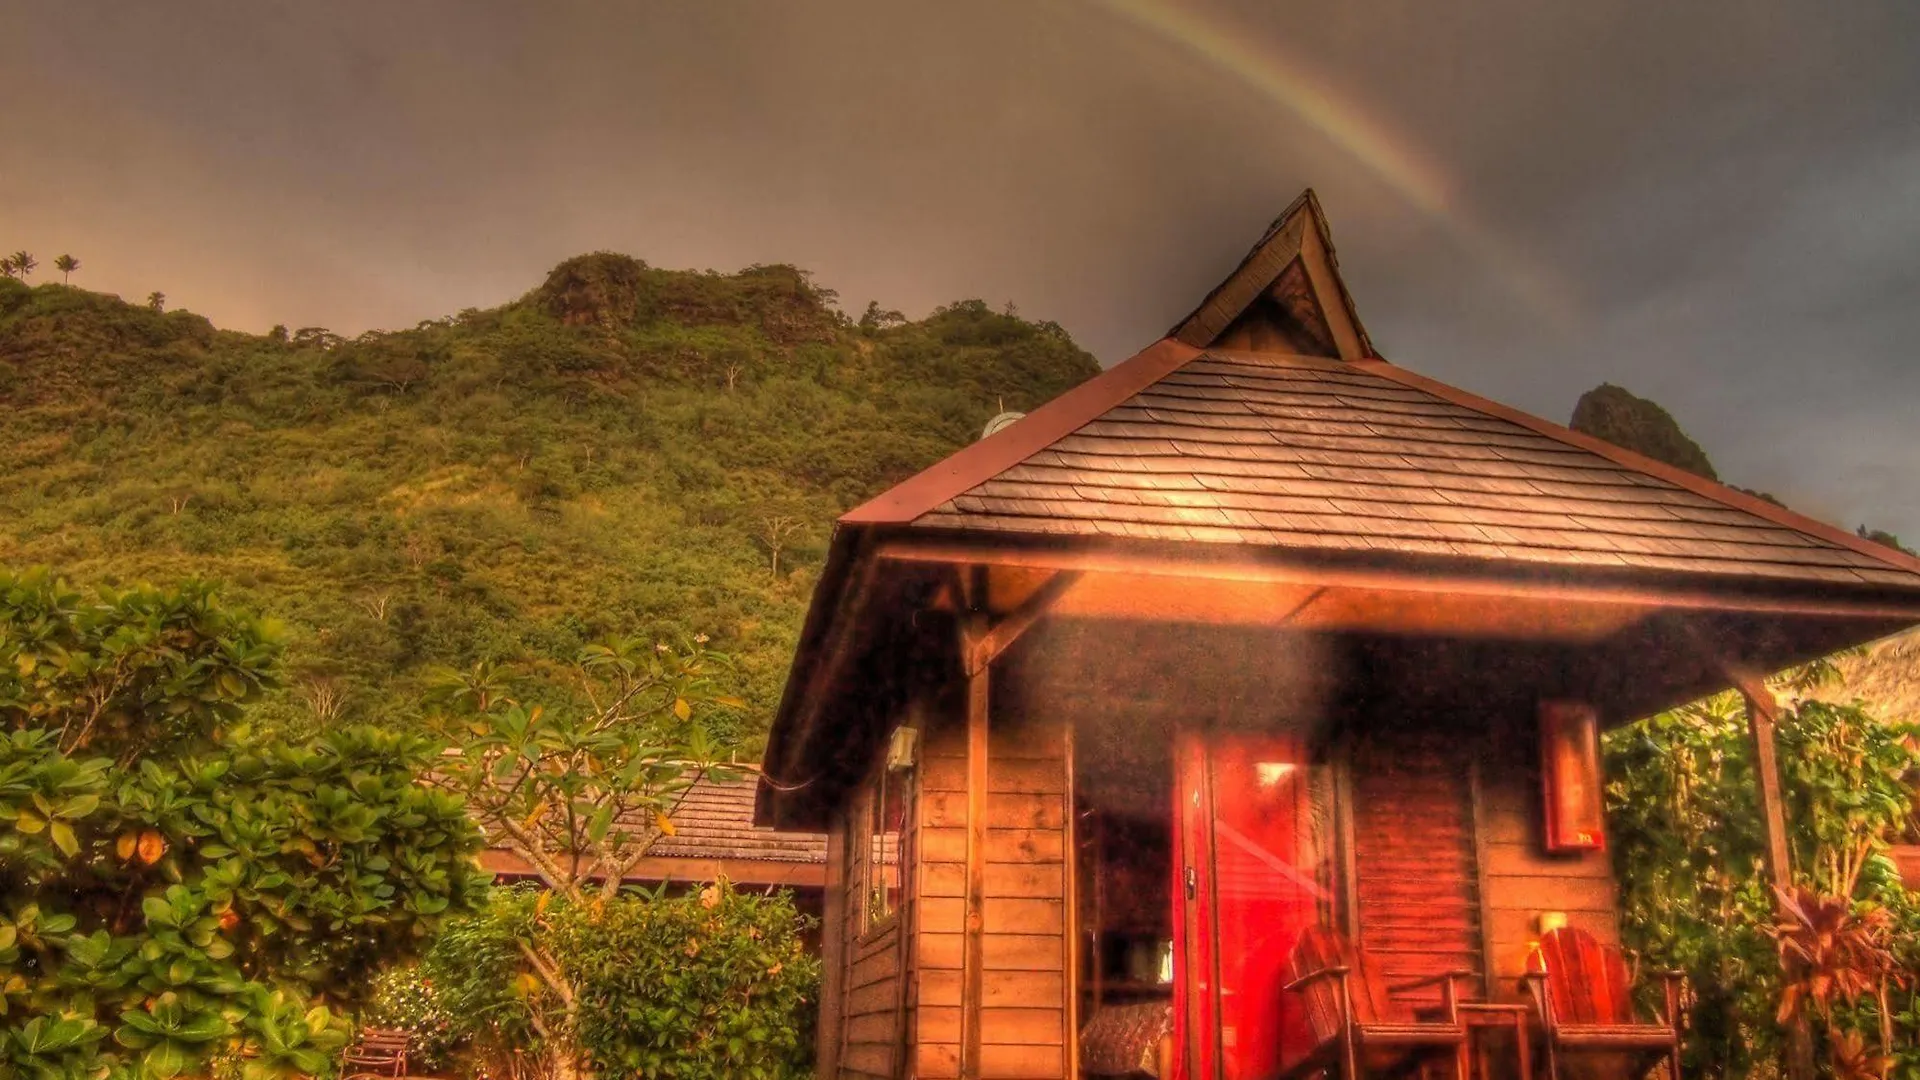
[886,726,918,771]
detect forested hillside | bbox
[0,257,1099,743]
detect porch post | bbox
[950,566,1076,1080]
[1738,678,1815,1080]
[1739,686,1793,909]
[960,609,990,1080]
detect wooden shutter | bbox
[1349,733,1484,1004]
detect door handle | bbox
[1184,865,1198,900]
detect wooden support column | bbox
[1739,683,1794,903]
[1678,623,1795,899]
[1062,719,1082,1080]
[818,810,847,1078]
[1708,646,1814,1080]
[960,608,989,1080]
[1738,675,1815,1080]
[951,566,1079,1080]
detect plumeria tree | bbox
[426,636,745,1080]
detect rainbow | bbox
[1093,0,1574,326]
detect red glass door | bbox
[1170,729,1326,1080]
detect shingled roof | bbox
[902,349,1920,588]
[649,775,827,863]
[841,191,1920,594]
[482,774,826,886]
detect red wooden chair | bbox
[1279,926,1475,1080]
[1520,928,1683,1080]
[341,1027,411,1080]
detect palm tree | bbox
[0,255,15,279]
[9,251,35,279]
[54,255,78,283]
[147,291,165,312]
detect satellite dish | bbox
[981,411,1026,439]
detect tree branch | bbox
[518,940,575,1006]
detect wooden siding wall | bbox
[915,686,1071,1080]
[835,762,909,1079]
[1474,708,1621,993]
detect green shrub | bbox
[554,881,819,1080]
[415,883,819,1080]
[414,887,541,1074]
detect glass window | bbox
[861,741,911,933]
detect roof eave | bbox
[754,523,872,829]
[872,526,1920,623]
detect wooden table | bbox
[1458,1002,1532,1080]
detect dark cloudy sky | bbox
[6,1,1919,538]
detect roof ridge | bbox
[1351,358,1920,578]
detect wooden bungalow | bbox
[755,191,1920,1080]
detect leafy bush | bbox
[407,883,818,1080]
[415,889,541,1078]
[555,883,818,1080]
[0,569,487,1079]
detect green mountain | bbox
[0,257,1098,743]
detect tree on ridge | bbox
[54,253,79,282]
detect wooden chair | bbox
[341,1027,411,1080]
[1520,928,1683,1080]
[1279,926,1476,1080]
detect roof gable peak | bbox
[1171,189,1376,361]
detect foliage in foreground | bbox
[363,965,461,1074]
[1606,668,1920,1080]
[424,635,747,1079]
[0,569,487,1079]
[393,883,819,1080]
